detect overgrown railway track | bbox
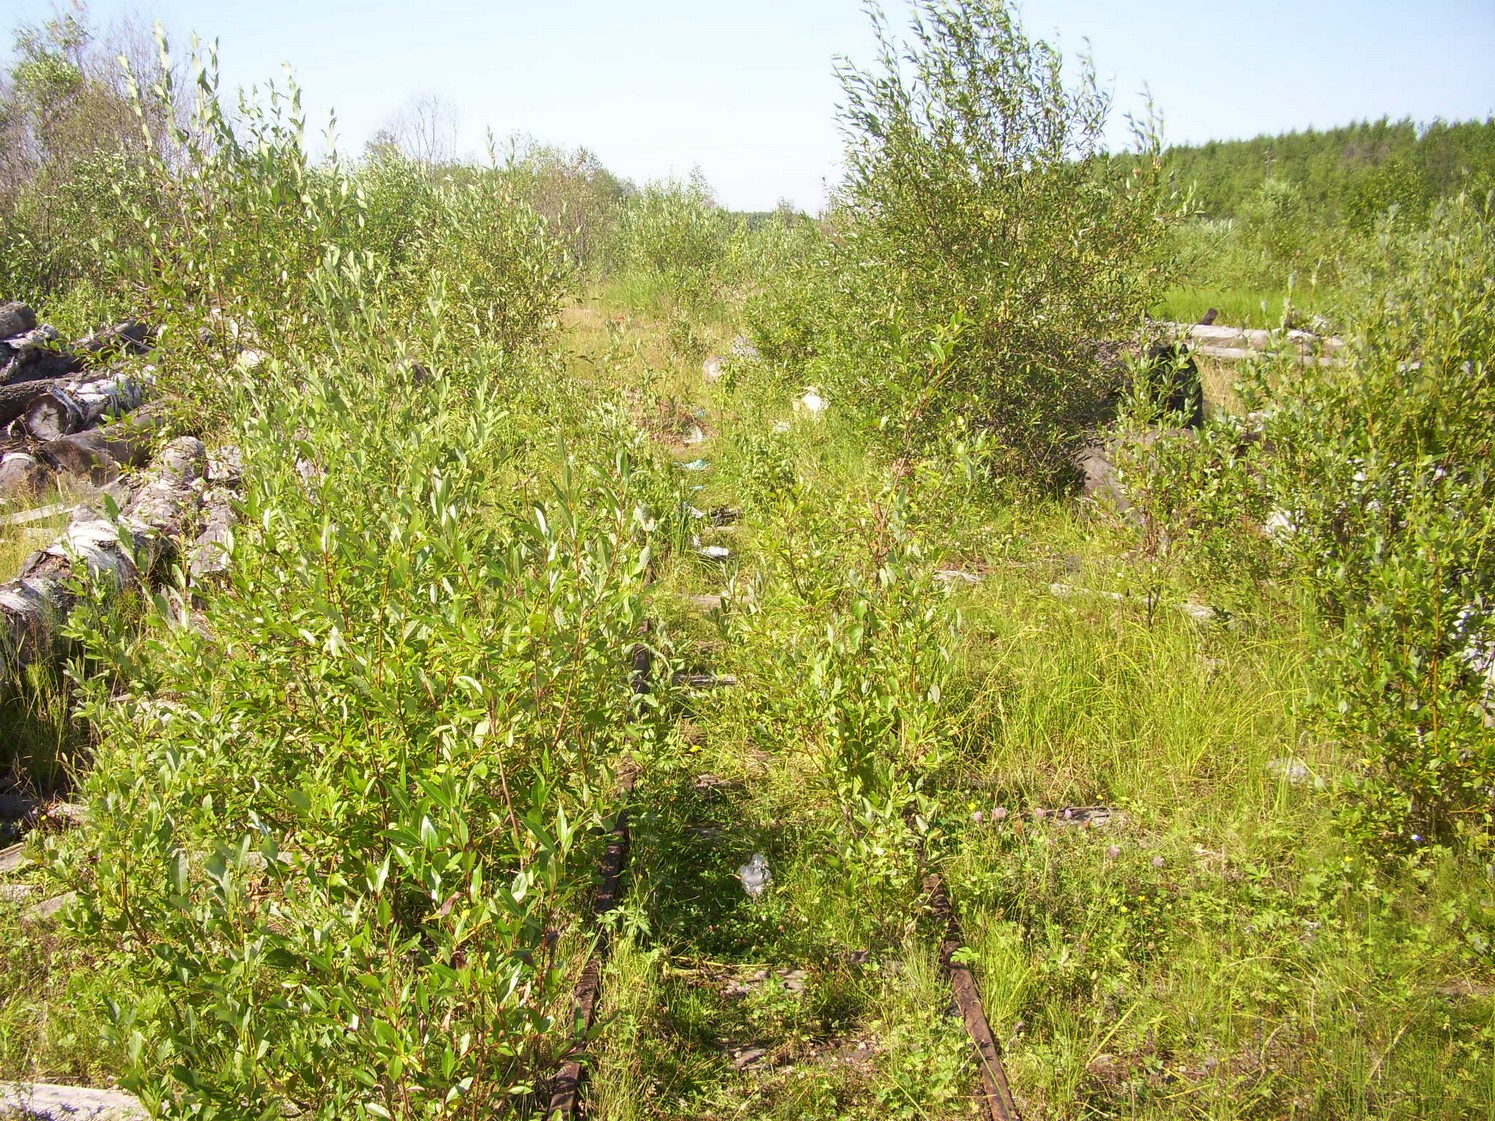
[546,383,1024,1120]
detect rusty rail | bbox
[546,637,652,1120]
[926,872,1023,1121]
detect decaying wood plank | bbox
[926,872,1022,1121]
[0,843,25,874]
[23,890,77,922]
[0,504,72,528]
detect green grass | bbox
[0,504,69,589]
[571,302,1495,1120]
[0,284,1488,1121]
[1156,286,1341,329]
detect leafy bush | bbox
[61,279,662,1117]
[797,0,1181,492]
[606,172,737,313]
[0,9,172,299]
[501,138,632,269]
[1262,194,1495,852]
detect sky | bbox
[5,0,1494,212]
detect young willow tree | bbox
[830,0,1180,491]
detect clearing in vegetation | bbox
[0,2,1491,1119]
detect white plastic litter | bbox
[738,853,772,898]
[795,386,827,418]
[1267,757,1313,785]
[934,569,983,585]
[1263,509,1297,539]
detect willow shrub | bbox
[60,299,667,1116]
[36,34,650,1116]
[605,173,737,314]
[774,0,1182,492]
[99,35,569,424]
[1260,194,1495,855]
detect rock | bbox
[190,492,236,580]
[0,1080,144,1119]
[39,434,123,485]
[1075,442,1130,512]
[702,356,724,382]
[730,1046,768,1070]
[0,302,37,339]
[206,445,244,486]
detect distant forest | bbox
[1154,117,1495,227]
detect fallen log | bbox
[0,326,82,385]
[0,364,145,428]
[0,376,64,427]
[21,390,86,442]
[24,375,148,441]
[0,453,53,502]
[39,408,164,483]
[72,320,151,361]
[0,436,205,668]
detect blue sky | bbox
[6,1,1493,211]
